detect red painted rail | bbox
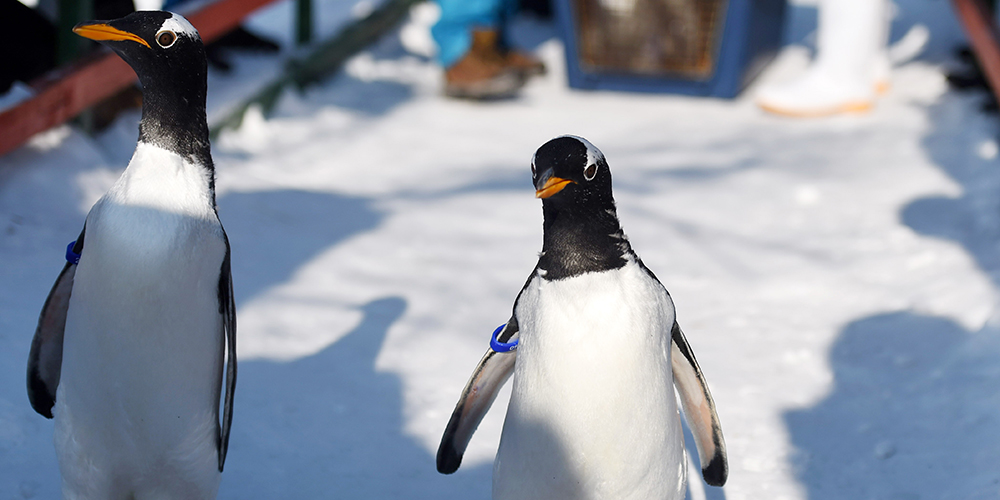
[0,0,280,157]
[952,0,1000,103]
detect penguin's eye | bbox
[584,163,597,180]
[156,30,177,48]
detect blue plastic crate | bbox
[554,0,786,98]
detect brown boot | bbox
[444,30,524,99]
[469,29,507,65]
[504,50,546,78]
[470,29,547,78]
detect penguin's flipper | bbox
[216,235,237,472]
[27,232,84,418]
[436,318,519,474]
[671,322,728,487]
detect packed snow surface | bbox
[2,0,1000,499]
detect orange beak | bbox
[535,176,575,199]
[73,22,150,48]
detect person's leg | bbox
[433,0,532,98]
[496,0,546,76]
[432,0,505,67]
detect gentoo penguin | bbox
[26,11,236,499]
[436,136,727,499]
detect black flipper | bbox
[436,317,519,474]
[217,232,237,472]
[671,322,728,486]
[27,229,85,418]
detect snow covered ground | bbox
[3,0,1000,498]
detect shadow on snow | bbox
[218,189,494,497]
[787,69,1000,500]
[784,312,1000,499]
[219,296,493,499]
[218,188,382,304]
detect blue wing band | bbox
[65,241,80,265]
[489,324,518,352]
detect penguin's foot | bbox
[873,52,891,95]
[755,66,877,118]
[758,99,873,118]
[875,79,892,96]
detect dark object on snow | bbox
[947,47,999,113]
[553,0,785,98]
[0,0,134,94]
[0,0,56,93]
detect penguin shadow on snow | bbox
[901,194,1000,277]
[784,71,1000,500]
[216,189,381,303]
[784,312,1000,499]
[220,297,494,499]
[902,91,1000,288]
[215,190,500,495]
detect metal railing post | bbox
[296,0,313,45]
[57,0,92,64]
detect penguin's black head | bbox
[532,135,613,207]
[74,11,205,92]
[74,11,211,165]
[531,136,629,279]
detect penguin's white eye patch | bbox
[584,163,597,180]
[531,161,536,176]
[156,30,177,48]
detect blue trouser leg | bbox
[432,0,517,67]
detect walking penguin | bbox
[26,11,236,499]
[436,136,727,499]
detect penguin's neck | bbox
[135,68,215,202]
[112,141,217,220]
[538,201,630,280]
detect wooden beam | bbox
[0,54,131,156]
[952,0,1000,102]
[0,0,280,157]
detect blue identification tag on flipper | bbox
[66,241,81,264]
[490,324,518,352]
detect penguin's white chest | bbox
[54,143,226,496]
[495,260,686,500]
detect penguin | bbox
[26,11,236,499]
[436,136,727,499]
